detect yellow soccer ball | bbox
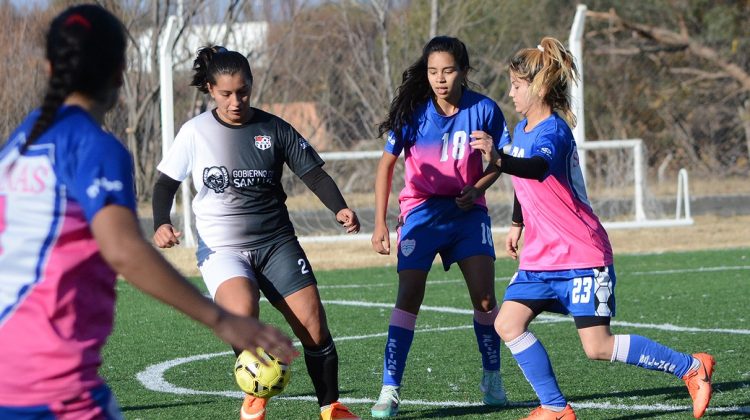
[234,348,291,398]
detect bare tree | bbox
[586,5,749,175]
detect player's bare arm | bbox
[372,152,398,255]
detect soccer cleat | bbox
[521,404,576,420]
[682,353,715,418]
[480,370,508,406]
[240,395,267,420]
[320,401,361,420]
[371,385,401,418]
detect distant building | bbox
[144,20,331,150]
[134,21,268,73]
[260,102,331,151]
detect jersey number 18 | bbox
[440,131,467,162]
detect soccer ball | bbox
[234,348,291,398]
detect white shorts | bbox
[197,249,258,298]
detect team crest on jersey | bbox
[298,138,310,149]
[203,166,230,193]
[254,135,272,150]
[387,132,396,145]
[400,238,416,257]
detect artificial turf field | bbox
[103,247,750,419]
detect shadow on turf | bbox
[566,379,750,403]
[391,381,750,418]
[121,399,216,413]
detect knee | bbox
[494,317,524,343]
[303,315,329,345]
[581,342,613,361]
[473,296,497,313]
[395,288,425,313]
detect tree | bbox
[584,1,749,175]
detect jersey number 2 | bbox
[440,131,467,162]
[297,258,310,275]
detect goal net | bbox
[277,138,689,242]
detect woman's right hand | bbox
[371,224,391,255]
[213,309,299,364]
[153,224,182,248]
[469,130,501,165]
[505,225,523,260]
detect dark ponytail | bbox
[24,5,126,151]
[377,36,473,141]
[190,45,253,94]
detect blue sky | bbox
[11,0,49,13]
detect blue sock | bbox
[382,309,417,386]
[611,334,694,378]
[506,332,566,408]
[473,309,501,371]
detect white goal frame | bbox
[299,143,693,243]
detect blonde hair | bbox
[509,37,579,126]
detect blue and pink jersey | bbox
[385,89,508,218]
[0,106,136,406]
[506,113,612,270]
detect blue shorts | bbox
[397,197,495,272]
[0,384,122,419]
[503,265,617,317]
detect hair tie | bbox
[537,45,544,52]
[215,46,228,53]
[64,14,91,30]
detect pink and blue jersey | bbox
[507,113,612,270]
[0,106,136,406]
[385,89,508,218]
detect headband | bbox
[64,14,91,30]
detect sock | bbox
[303,335,339,406]
[473,306,501,371]
[611,334,694,378]
[382,308,417,387]
[506,331,566,408]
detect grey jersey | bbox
[158,108,323,249]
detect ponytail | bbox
[24,5,126,151]
[509,37,579,126]
[190,45,252,94]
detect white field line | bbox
[321,300,750,335]
[135,300,749,416]
[316,264,750,290]
[629,265,750,275]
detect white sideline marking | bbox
[630,265,750,275]
[321,300,750,335]
[316,265,750,290]
[136,300,749,416]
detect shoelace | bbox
[377,387,400,404]
[483,373,503,392]
[489,374,502,389]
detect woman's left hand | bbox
[336,208,360,234]
[456,185,482,210]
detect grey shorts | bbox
[197,238,317,303]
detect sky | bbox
[10,0,49,13]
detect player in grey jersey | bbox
[152,46,361,420]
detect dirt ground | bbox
[158,214,750,277]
